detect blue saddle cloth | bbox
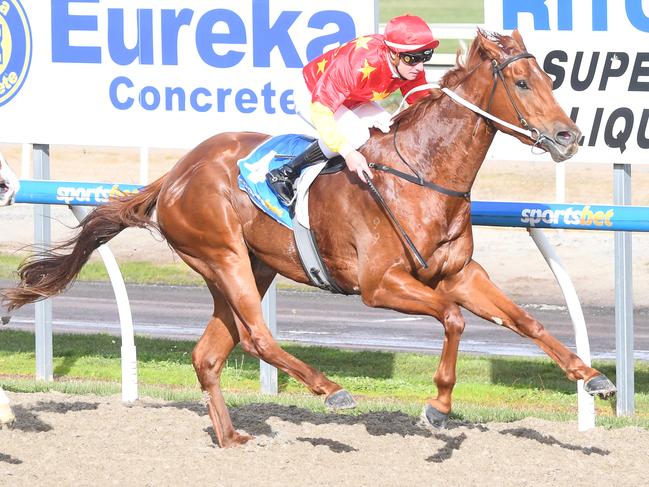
[237,134,315,229]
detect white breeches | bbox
[293,86,392,158]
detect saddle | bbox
[237,134,347,293]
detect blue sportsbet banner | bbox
[471,201,649,232]
[14,180,649,232]
[15,180,141,206]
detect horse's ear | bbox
[511,28,528,51]
[476,28,505,62]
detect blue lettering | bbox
[280,90,295,114]
[110,76,134,109]
[260,82,276,114]
[592,0,608,30]
[253,0,301,67]
[503,0,610,31]
[161,9,194,65]
[235,88,257,113]
[165,87,186,111]
[503,0,550,30]
[190,88,212,112]
[51,0,101,63]
[557,0,572,30]
[139,86,160,110]
[626,0,649,32]
[108,9,154,65]
[216,88,232,111]
[306,11,356,61]
[196,9,246,68]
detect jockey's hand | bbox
[344,150,373,183]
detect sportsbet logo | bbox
[0,0,31,106]
[521,206,614,228]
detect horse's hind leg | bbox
[224,256,351,405]
[447,260,616,397]
[192,304,249,447]
[178,246,349,443]
[183,252,277,447]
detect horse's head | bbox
[0,152,20,206]
[474,29,581,162]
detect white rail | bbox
[528,229,595,431]
[70,206,138,403]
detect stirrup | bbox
[266,172,296,206]
[274,186,296,207]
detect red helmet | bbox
[384,14,440,53]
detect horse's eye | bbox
[516,80,529,90]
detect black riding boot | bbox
[265,141,328,206]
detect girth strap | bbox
[292,215,348,294]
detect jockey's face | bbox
[389,49,429,81]
[396,57,425,80]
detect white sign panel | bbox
[0,0,376,149]
[485,0,649,164]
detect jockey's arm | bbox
[310,102,373,183]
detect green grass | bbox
[0,252,204,286]
[380,0,484,23]
[1,330,647,428]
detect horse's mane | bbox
[392,31,521,126]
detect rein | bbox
[366,49,540,269]
[369,159,470,200]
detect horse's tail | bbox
[1,176,166,312]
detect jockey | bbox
[266,14,439,206]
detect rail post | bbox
[32,144,53,382]
[614,163,634,416]
[260,279,278,394]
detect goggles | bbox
[399,49,434,66]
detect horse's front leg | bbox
[445,260,616,398]
[361,268,465,428]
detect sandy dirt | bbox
[1,391,648,487]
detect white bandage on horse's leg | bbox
[0,389,14,427]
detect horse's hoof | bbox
[421,404,449,429]
[584,374,617,399]
[0,406,15,429]
[222,432,254,448]
[325,389,356,410]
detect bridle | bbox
[485,52,541,142]
[366,50,545,268]
[379,50,549,200]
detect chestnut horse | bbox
[2,30,616,447]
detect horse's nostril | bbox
[555,130,576,146]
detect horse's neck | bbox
[407,74,497,192]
